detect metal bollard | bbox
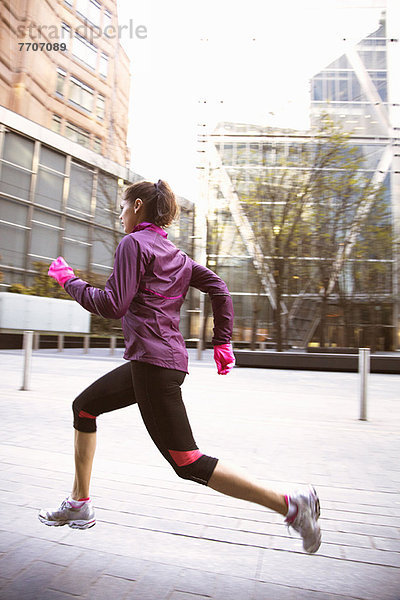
[33,333,40,350]
[20,330,33,391]
[83,335,90,354]
[110,336,116,355]
[57,334,64,352]
[359,347,370,421]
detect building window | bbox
[99,53,108,78]
[0,197,29,228]
[69,76,94,112]
[96,94,105,119]
[103,10,112,30]
[0,196,30,268]
[0,131,33,201]
[76,0,101,28]
[88,0,101,27]
[52,114,62,133]
[372,71,387,102]
[0,220,28,268]
[64,218,91,269]
[40,146,66,174]
[72,33,97,70]
[95,172,119,226]
[65,122,91,149]
[92,234,116,274]
[30,210,62,262]
[36,147,66,211]
[67,162,94,217]
[93,137,102,153]
[56,68,66,96]
[312,78,323,101]
[60,23,71,50]
[350,74,361,102]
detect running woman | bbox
[38,179,321,554]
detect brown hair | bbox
[123,179,180,227]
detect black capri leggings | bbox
[72,361,218,485]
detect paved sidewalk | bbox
[0,348,399,600]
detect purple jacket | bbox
[65,222,234,372]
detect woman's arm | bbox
[64,235,145,319]
[189,260,234,345]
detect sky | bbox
[115,0,384,201]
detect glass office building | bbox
[201,7,399,350]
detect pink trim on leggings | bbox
[79,410,97,419]
[168,449,203,467]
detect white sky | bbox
[116,0,384,201]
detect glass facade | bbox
[0,127,195,339]
[311,18,388,136]
[99,53,109,78]
[69,76,94,113]
[65,122,91,149]
[201,13,396,350]
[76,0,101,28]
[72,32,97,71]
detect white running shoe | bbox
[38,497,96,529]
[285,486,321,553]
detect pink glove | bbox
[48,256,75,287]
[214,343,235,375]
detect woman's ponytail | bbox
[124,179,180,227]
[152,179,179,226]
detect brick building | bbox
[0,0,130,166]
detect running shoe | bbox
[38,497,96,529]
[285,485,321,553]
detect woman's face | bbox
[119,197,144,233]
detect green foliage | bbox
[8,283,34,295]
[7,262,73,300]
[85,271,122,336]
[247,114,389,297]
[348,192,392,291]
[90,313,122,336]
[29,262,73,299]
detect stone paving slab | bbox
[259,549,400,600]
[0,348,399,599]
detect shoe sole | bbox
[38,515,96,529]
[306,485,321,553]
[310,485,321,520]
[305,527,322,553]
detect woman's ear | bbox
[135,198,143,213]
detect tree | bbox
[306,118,386,346]
[236,131,318,350]
[336,190,393,350]
[9,261,72,299]
[232,114,387,349]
